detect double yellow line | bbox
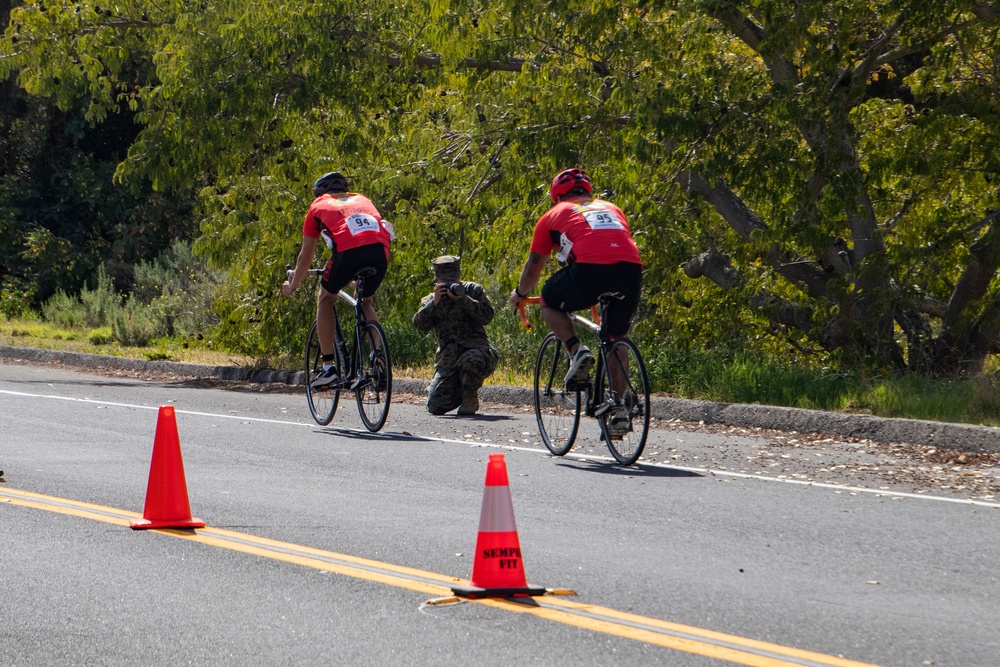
[1,487,881,667]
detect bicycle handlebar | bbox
[516,296,601,332]
[286,264,357,306]
[516,296,542,330]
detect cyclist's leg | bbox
[347,244,388,340]
[315,286,339,357]
[540,264,586,354]
[602,262,643,397]
[319,253,357,359]
[542,264,600,383]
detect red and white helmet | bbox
[549,168,592,202]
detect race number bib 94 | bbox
[582,206,624,230]
[345,213,380,236]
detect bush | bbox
[111,297,162,346]
[41,266,120,329]
[41,290,88,329]
[88,328,113,345]
[79,267,120,328]
[133,240,224,337]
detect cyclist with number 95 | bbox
[282,171,392,389]
[510,168,643,380]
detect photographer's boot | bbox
[457,392,479,416]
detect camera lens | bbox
[448,283,465,297]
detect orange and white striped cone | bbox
[452,453,546,599]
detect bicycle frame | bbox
[518,296,603,415]
[332,287,371,385]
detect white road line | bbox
[3,387,998,510]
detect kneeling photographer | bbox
[412,255,498,416]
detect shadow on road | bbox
[314,428,438,442]
[427,414,514,422]
[553,460,702,478]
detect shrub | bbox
[133,240,224,337]
[79,266,120,328]
[89,328,113,345]
[111,297,162,346]
[41,290,88,329]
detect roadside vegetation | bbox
[3,2,999,428]
[3,287,998,427]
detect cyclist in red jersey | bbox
[510,168,643,385]
[282,172,393,388]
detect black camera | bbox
[446,282,465,297]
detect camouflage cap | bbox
[432,255,461,281]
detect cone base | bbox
[451,583,547,599]
[130,516,206,530]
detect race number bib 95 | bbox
[345,213,380,236]
[582,206,624,230]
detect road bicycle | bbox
[518,294,650,465]
[292,266,392,432]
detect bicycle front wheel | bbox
[595,338,650,465]
[355,321,392,432]
[305,320,340,425]
[533,333,581,456]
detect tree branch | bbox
[675,171,833,300]
[684,245,818,337]
[943,210,1000,329]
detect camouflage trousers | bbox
[426,347,498,415]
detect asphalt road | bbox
[2,362,999,666]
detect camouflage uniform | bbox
[413,256,498,415]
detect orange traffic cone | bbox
[451,453,545,599]
[130,405,206,530]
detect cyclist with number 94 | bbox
[282,172,392,389]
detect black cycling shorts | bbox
[541,261,642,337]
[321,243,388,298]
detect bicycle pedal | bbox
[593,402,613,417]
[349,377,370,391]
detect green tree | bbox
[0,0,195,312]
[3,0,998,377]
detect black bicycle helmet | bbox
[313,171,349,196]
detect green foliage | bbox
[110,296,161,347]
[88,328,113,345]
[41,265,119,329]
[35,244,222,348]
[134,240,225,337]
[41,290,88,329]
[4,0,1000,380]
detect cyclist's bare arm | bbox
[283,234,320,297]
[510,251,547,307]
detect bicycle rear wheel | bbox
[355,321,392,432]
[533,333,581,456]
[305,320,340,425]
[595,338,650,465]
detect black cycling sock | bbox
[564,336,580,352]
[322,353,335,362]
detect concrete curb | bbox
[3,344,999,453]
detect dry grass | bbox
[0,318,252,367]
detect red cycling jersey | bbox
[529,197,642,266]
[301,193,391,259]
